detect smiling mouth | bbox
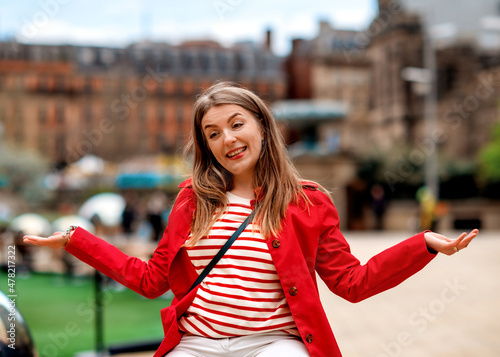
[226,147,246,158]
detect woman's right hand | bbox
[23,232,69,249]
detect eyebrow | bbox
[203,112,243,131]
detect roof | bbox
[271,100,346,124]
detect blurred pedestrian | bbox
[121,193,138,236]
[147,190,168,241]
[24,82,478,357]
[370,184,387,231]
[416,185,437,231]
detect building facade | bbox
[0,36,286,165]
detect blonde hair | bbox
[184,81,309,246]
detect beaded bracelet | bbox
[63,225,78,243]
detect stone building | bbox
[0,34,286,166]
[367,0,500,170]
[283,1,500,229]
[285,21,372,156]
[283,21,372,229]
[364,0,500,229]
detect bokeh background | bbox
[0,0,499,356]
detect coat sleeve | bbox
[312,191,437,303]
[65,188,192,299]
[65,227,170,298]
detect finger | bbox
[23,236,47,246]
[23,235,46,239]
[458,229,479,249]
[23,235,46,241]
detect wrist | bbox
[63,225,78,246]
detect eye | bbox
[208,131,219,139]
[232,122,243,129]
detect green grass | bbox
[0,271,172,357]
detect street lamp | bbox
[401,22,458,200]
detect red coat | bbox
[65,180,436,357]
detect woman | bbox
[24,82,478,357]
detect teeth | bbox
[227,147,245,158]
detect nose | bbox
[223,130,236,146]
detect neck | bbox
[230,176,255,199]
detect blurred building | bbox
[285,21,372,156]
[283,21,372,229]
[402,0,500,52]
[0,32,286,165]
[369,0,500,160]
[283,1,500,229]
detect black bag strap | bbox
[187,209,256,294]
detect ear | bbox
[259,118,265,137]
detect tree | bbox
[479,121,500,182]
[0,143,53,206]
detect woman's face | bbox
[201,104,263,184]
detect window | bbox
[56,104,64,124]
[217,52,228,71]
[56,133,66,156]
[181,52,195,71]
[200,53,211,72]
[38,75,48,91]
[83,76,92,93]
[39,105,47,124]
[157,104,165,123]
[84,103,92,123]
[55,75,65,92]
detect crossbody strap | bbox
[187,209,256,294]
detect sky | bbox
[0,0,378,55]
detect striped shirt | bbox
[178,191,298,338]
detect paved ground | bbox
[317,230,500,357]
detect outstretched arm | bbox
[424,229,478,255]
[311,190,479,304]
[23,227,172,299]
[22,187,195,299]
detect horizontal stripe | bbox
[206,273,281,284]
[198,285,284,303]
[180,192,295,338]
[195,294,290,313]
[190,314,239,337]
[194,263,277,275]
[188,245,269,254]
[205,281,284,294]
[191,254,273,265]
[200,315,296,332]
[179,318,210,338]
[190,303,292,322]
[184,309,296,333]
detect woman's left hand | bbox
[424,229,478,255]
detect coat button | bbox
[306,334,313,343]
[289,286,298,296]
[272,239,280,248]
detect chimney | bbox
[265,28,272,52]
